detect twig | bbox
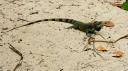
[87,34,128,59]
[93,34,128,43]
[8,43,23,71]
[86,37,105,59]
[92,40,114,43]
[92,41,103,58]
[114,34,128,43]
[91,38,105,59]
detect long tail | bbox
[5,18,84,33]
[28,18,84,26]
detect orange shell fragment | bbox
[112,51,124,58]
[97,46,107,52]
[104,21,115,27]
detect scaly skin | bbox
[5,18,110,37]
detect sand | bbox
[0,0,128,71]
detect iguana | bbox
[5,18,114,37]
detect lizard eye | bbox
[94,21,102,31]
[95,25,102,31]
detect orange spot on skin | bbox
[112,51,124,58]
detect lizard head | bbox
[85,21,114,37]
[93,21,104,31]
[83,21,103,37]
[93,21,114,31]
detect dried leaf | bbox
[112,2,122,8]
[112,1,128,11]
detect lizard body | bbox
[41,18,103,36]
